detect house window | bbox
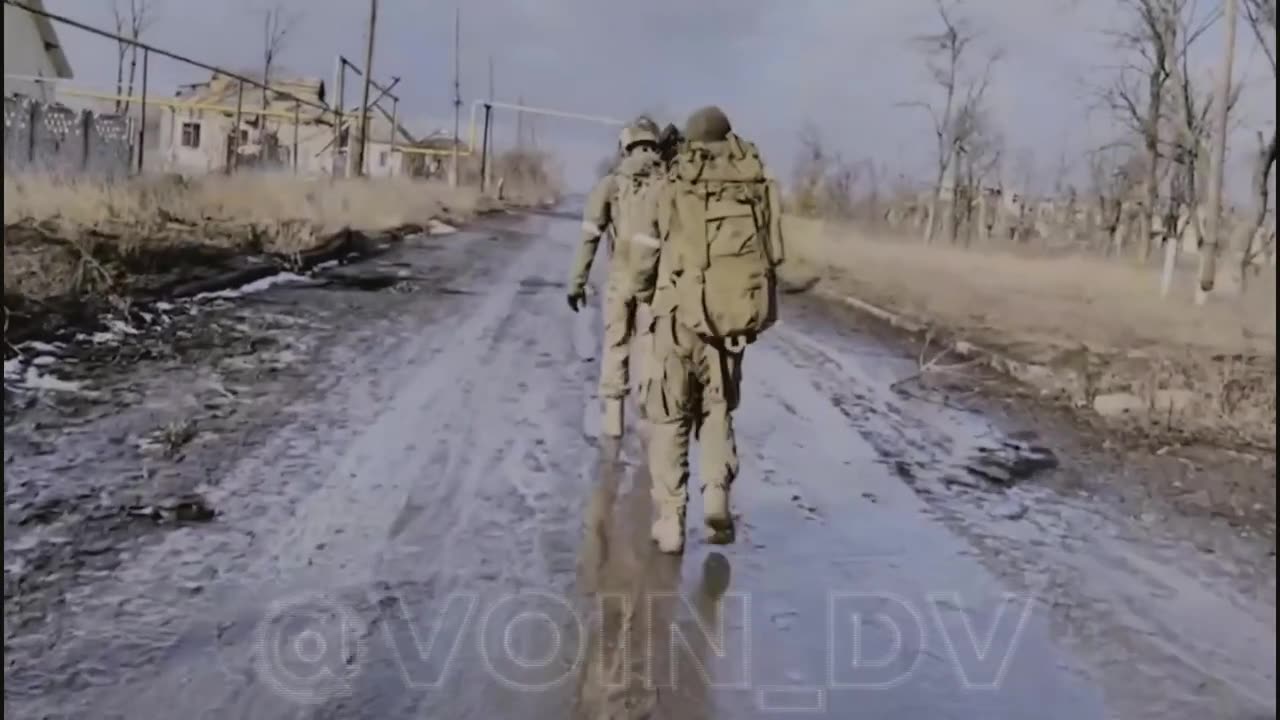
[181,122,201,148]
[379,151,388,167]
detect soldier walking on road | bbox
[644,106,785,554]
[567,117,667,439]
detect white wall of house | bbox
[364,141,406,177]
[154,108,234,174]
[153,107,337,176]
[3,3,71,102]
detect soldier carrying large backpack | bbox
[567,117,666,438]
[644,106,785,554]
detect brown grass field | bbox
[782,216,1277,449]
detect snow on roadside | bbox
[428,219,458,236]
[192,271,319,301]
[4,355,88,394]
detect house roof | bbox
[176,72,329,122]
[21,0,74,79]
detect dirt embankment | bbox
[2,174,531,348]
[781,215,1276,523]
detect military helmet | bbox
[684,106,732,142]
[619,121,659,151]
[632,115,660,135]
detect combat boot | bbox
[650,507,686,554]
[702,486,735,545]
[602,398,625,438]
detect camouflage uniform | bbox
[568,121,665,436]
[644,106,781,553]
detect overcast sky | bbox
[42,0,1276,196]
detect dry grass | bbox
[783,216,1277,448]
[4,173,482,249]
[784,216,1276,358]
[3,173,488,316]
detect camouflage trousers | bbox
[599,278,652,401]
[643,314,743,513]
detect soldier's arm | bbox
[568,175,614,291]
[765,174,786,267]
[652,182,679,292]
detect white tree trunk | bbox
[1160,236,1179,297]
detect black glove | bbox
[567,287,586,312]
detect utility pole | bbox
[354,0,378,178]
[450,6,461,187]
[485,54,495,189]
[332,54,344,177]
[515,94,524,148]
[1197,0,1238,304]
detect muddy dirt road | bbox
[4,212,1276,719]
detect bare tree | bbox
[1239,0,1277,283]
[111,0,156,115]
[961,114,1004,245]
[1099,0,1192,260]
[902,0,999,244]
[1158,1,1238,294]
[262,5,301,111]
[1087,143,1146,254]
[791,124,832,216]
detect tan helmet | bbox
[684,106,732,142]
[632,115,660,136]
[619,120,659,151]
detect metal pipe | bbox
[3,0,330,115]
[80,109,91,170]
[137,48,149,174]
[480,103,492,192]
[334,57,346,177]
[472,98,625,126]
[389,96,398,175]
[6,84,332,119]
[292,101,300,174]
[27,100,37,163]
[354,0,378,178]
[338,56,400,102]
[231,80,244,174]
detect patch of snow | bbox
[20,340,63,354]
[193,271,318,301]
[32,355,57,367]
[313,259,340,271]
[154,301,176,311]
[20,366,84,393]
[105,318,140,336]
[428,219,458,236]
[4,357,24,380]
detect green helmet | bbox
[684,106,731,142]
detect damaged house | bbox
[152,71,455,178]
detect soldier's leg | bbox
[631,303,653,420]
[645,315,693,554]
[647,416,691,553]
[694,338,744,544]
[599,280,635,437]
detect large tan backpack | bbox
[664,133,784,347]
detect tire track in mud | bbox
[2,228,582,719]
[6,217,1273,719]
[757,309,1276,720]
[73,226,598,719]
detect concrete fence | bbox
[3,95,133,178]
